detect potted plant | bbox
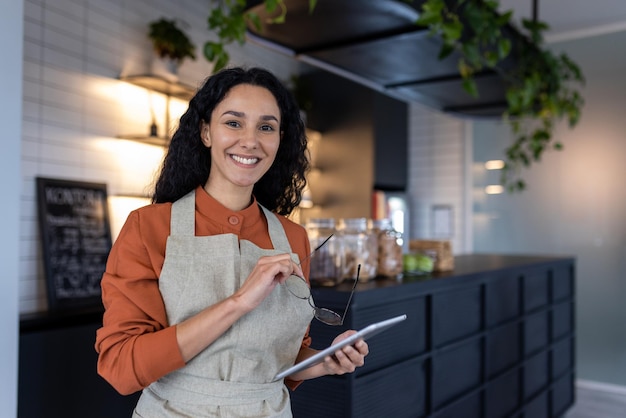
[148,18,197,81]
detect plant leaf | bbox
[496,10,513,26]
[213,50,229,73]
[484,50,499,67]
[438,43,455,60]
[203,41,221,61]
[462,77,479,97]
[498,38,511,59]
[415,12,441,27]
[416,0,445,27]
[264,0,278,12]
[247,12,261,32]
[441,20,463,41]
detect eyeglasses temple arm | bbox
[298,233,334,266]
[340,264,360,324]
[312,233,334,253]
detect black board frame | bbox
[36,177,112,312]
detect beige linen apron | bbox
[133,191,314,417]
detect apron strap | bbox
[149,375,286,406]
[170,190,195,236]
[258,204,294,258]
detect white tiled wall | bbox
[20,0,300,313]
[407,102,470,255]
[20,0,469,314]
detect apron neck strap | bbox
[170,190,195,235]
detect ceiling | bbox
[244,1,626,117]
[497,0,626,43]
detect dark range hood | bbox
[245,0,520,118]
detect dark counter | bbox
[292,254,576,418]
[18,254,575,418]
[18,308,139,417]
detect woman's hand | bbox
[288,331,369,382]
[320,330,369,376]
[233,253,302,313]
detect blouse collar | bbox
[194,186,264,232]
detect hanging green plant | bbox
[204,0,306,73]
[415,0,585,192]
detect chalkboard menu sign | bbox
[36,177,112,312]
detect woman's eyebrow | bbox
[221,110,244,118]
[221,110,278,122]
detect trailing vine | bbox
[416,0,585,191]
[204,0,312,72]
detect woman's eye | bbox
[260,124,276,132]
[226,120,240,128]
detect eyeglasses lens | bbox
[315,308,342,325]
[285,275,344,326]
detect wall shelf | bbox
[119,74,196,100]
[117,75,197,146]
[115,133,170,147]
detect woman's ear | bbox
[200,122,211,148]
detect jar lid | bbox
[371,218,392,229]
[306,218,336,228]
[338,217,368,230]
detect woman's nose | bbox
[238,128,259,148]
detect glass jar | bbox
[337,218,378,281]
[371,218,403,278]
[304,218,342,287]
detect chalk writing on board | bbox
[36,178,112,311]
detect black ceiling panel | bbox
[245,0,518,118]
[302,31,461,87]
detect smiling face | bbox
[201,83,282,204]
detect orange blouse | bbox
[95,186,312,395]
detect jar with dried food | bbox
[337,217,378,281]
[304,218,343,286]
[371,218,403,278]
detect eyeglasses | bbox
[285,269,359,325]
[285,234,360,326]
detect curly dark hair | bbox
[152,67,309,216]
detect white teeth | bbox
[231,155,259,165]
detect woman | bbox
[95,67,368,417]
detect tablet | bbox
[273,314,407,381]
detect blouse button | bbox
[228,216,240,225]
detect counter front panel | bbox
[291,254,576,418]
